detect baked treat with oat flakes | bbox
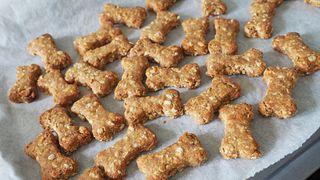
[206,48,266,77]
[114,56,149,100]
[25,130,78,180]
[202,0,227,16]
[137,132,208,180]
[185,75,241,124]
[71,94,125,141]
[77,166,106,180]
[259,66,298,118]
[27,33,71,70]
[272,32,320,74]
[219,103,262,159]
[181,17,209,56]
[146,0,177,13]
[95,124,157,179]
[65,62,118,97]
[8,64,41,103]
[124,89,184,125]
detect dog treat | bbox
[40,106,92,153]
[305,0,320,7]
[74,21,122,56]
[202,0,227,16]
[219,103,261,159]
[71,94,125,141]
[114,56,149,100]
[129,38,183,67]
[77,166,105,180]
[259,66,298,118]
[37,69,80,106]
[27,33,71,70]
[272,32,320,74]
[25,130,78,180]
[82,35,132,69]
[181,17,209,56]
[244,0,283,39]
[124,89,183,125]
[146,63,201,91]
[185,75,241,124]
[146,0,177,12]
[100,4,147,28]
[137,132,208,180]
[206,48,266,77]
[208,18,240,55]
[65,62,118,97]
[95,124,157,179]
[141,11,180,43]
[8,64,41,103]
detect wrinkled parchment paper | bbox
[0,0,319,179]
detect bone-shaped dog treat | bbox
[219,103,261,159]
[146,0,177,13]
[137,132,208,180]
[206,48,266,77]
[9,64,41,103]
[71,94,125,141]
[272,32,320,74]
[65,62,118,97]
[259,67,298,118]
[82,35,132,69]
[244,0,283,39]
[95,124,157,179]
[27,34,71,70]
[185,75,241,124]
[208,18,240,55]
[74,21,122,56]
[37,69,80,106]
[146,63,201,91]
[202,0,227,16]
[100,4,147,28]
[77,166,105,180]
[114,56,149,100]
[124,89,183,125]
[129,38,183,67]
[181,17,209,56]
[25,130,78,180]
[305,0,320,7]
[141,11,180,43]
[40,106,93,153]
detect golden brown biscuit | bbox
[99,4,147,28]
[65,62,118,97]
[259,66,298,118]
[129,38,183,67]
[114,56,149,100]
[141,11,180,43]
[95,124,157,179]
[146,63,201,91]
[146,0,177,13]
[206,48,266,77]
[219,103,262,159]
[208,18,240,55]
[184,75,241,124]
[244,0,283,39]
[136,132,208,180]
[8,64,41,103]
[37,69,80,106]
[305,0,320,7]
[181,17,209,56]
[202,0,227,16]
[25,130,78,180]
[77,166,106,180]
[272,32,320,74]
[71,94,125,141]
[27,34,71,70]
[124,89,183,125]
[40,106,93,153]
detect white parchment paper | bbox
[0,0,319,179]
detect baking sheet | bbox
[0,0,319,179]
